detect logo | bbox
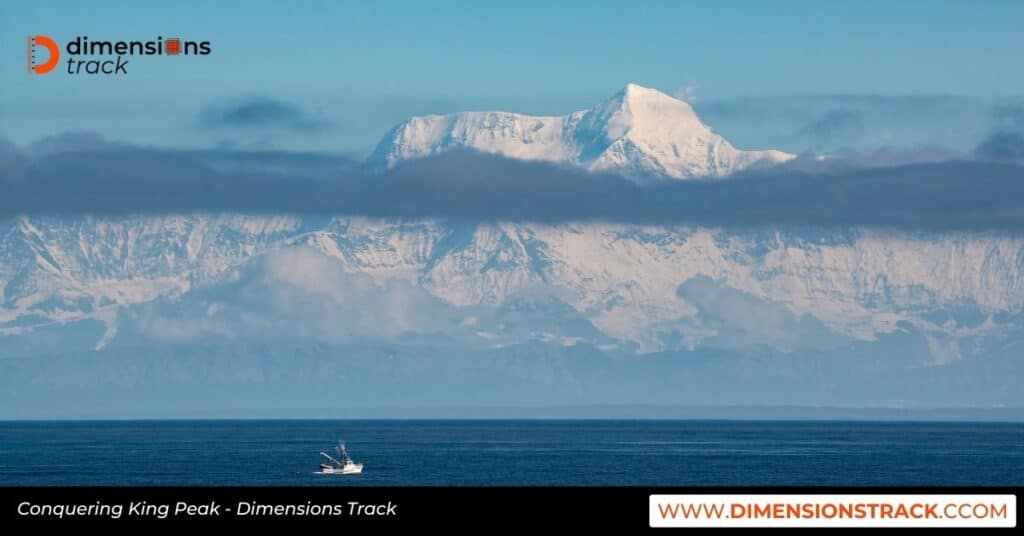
[27,35,60,74]
[26,35,211,76]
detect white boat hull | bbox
[317,463,363,475]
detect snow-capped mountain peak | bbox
[577,83,704,142]
[369,83,795,181]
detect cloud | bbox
[975,131,1024,163]
[199,97,330,132]
[180,148,357,178]
[258,246,456,338]
[3,140,1024,230]
[26,131,123,156]
[975,105,1024,163]
[673,81,698,103]
[992,104,1024,131]
[121,246,610,350]
[696,94,1024,154]
[795,109,865,142]
[0,138,28,181]
[129,246,463,344]
[783,146,959,173]
[677,275,845,351]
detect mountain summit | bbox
[368,83,794,181]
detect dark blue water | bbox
[0,420,1021,486]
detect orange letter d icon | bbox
[28,35,60,74]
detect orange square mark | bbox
[165,38,181,55]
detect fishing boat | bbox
[317,442,363,475]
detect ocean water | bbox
[0,420,1020,486]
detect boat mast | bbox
[320,451,342,466]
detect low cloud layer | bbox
[0,139,27,181]
[199,97,330,132]
[677,275,845,352]
[130,246,461,344]
[974,104,1024,163]
[975,131,1024,163]
[795,109,865,142]
[2,137,1023,229]
[698,94,1024,154]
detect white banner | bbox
[650,494,1016,528]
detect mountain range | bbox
[2,85,1022,415]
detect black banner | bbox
[1,486,1019,529]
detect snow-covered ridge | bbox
[4,214,1024,359]
[368,83,795,181]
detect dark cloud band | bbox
[2,142,1023,230]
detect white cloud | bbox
[673,81,698,103]
[132,246,461,343]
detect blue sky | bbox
[2,0,1023,155]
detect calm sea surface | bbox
[0,420,1020,485]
